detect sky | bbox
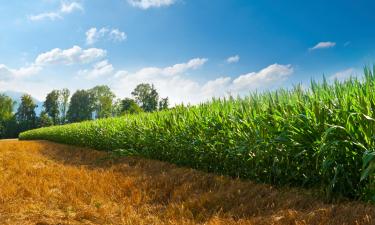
[1,0,375,105]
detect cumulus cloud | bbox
[86,27,127,45]
[111,58,293,105]
[78,60,114,79]
[35,46,106,65]
[329,68,356,81]
[226,55,240,64]
[309,41,336,51]
[29,1,83,22]
[231,64,293,92]
[127,0,176,9]
[0,64,42,81]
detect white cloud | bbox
[28,12,62,21]
[0,65,14,81]
[78,60,114,79]
[226,55,240,64]
[29,1,83,22]
[0,64,42,81]
[163,58,207,75]
[127,0,176,9]
[2,45,104,83]
[85,28,99,45]
[86,27,127,45]
[231,64,293,92]
[109,29,127,42]
[111,59,293,105]
[61,1,83,13]
[309,42,336,51]
[35,45,106,65]
[330,68,356,81]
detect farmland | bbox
[20,67,375,201]
[1,139,375,225]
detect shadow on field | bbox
[34,140,375,225]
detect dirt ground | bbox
[0,140,374,225]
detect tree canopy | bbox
[90,85,115,119]
[67,90,93,123]
[120,98,143,114]
[16,94,37,132]
[44,90,60,125]
[0,83,169,138]
[131,83,159,112]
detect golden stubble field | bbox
[0,140,374,225]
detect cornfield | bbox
[20,67,375,201]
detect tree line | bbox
[0,83,169,139]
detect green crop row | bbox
[20,67,375,201]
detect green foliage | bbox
[16,94,37,132]
[0,94,15,138]
[120,98,143,114]
[90,85,115,119]
[59,88,70,124]
[159,97,169,111]
[67,90,93,123]
[44,90,60,125]
[0,94,14,121]
[2,117,18,138]
[37,111,54,128]
[132,83,159,112]
[20,67,375,201]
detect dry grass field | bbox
[0,140,375,225]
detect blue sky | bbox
[0,0,375,105]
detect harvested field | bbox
[0,140,374,225]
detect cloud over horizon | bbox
[329,68,356,81]
[111,59,293,105]
[0,64,42,81]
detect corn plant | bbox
[20,67,375,201]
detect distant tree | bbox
[159,97,169,111]
[16,94,37,132]
[90,85,115,119]
[37,111,53,128]
[120,98,143,114]
[67,90,93,123]
[0,94,14,121]
[111,99,122,117]
[131,83,159,112]
[44,90,60,125]
[0,94,15,138]
[2,117,18,138]
[59,88,70,124]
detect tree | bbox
[120,98,143,114]
[16,94,37,132]
[59,88,70,124]
[2,117,17,138]
[90,85,115,119]
[131,83,159,112]
[111,99,122,117]
[0,94,14,121]
[37,111,53,128]
[0,94,15,138]
[67,90,93,123]
[44,90,60,125]
[159,97,169,111]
